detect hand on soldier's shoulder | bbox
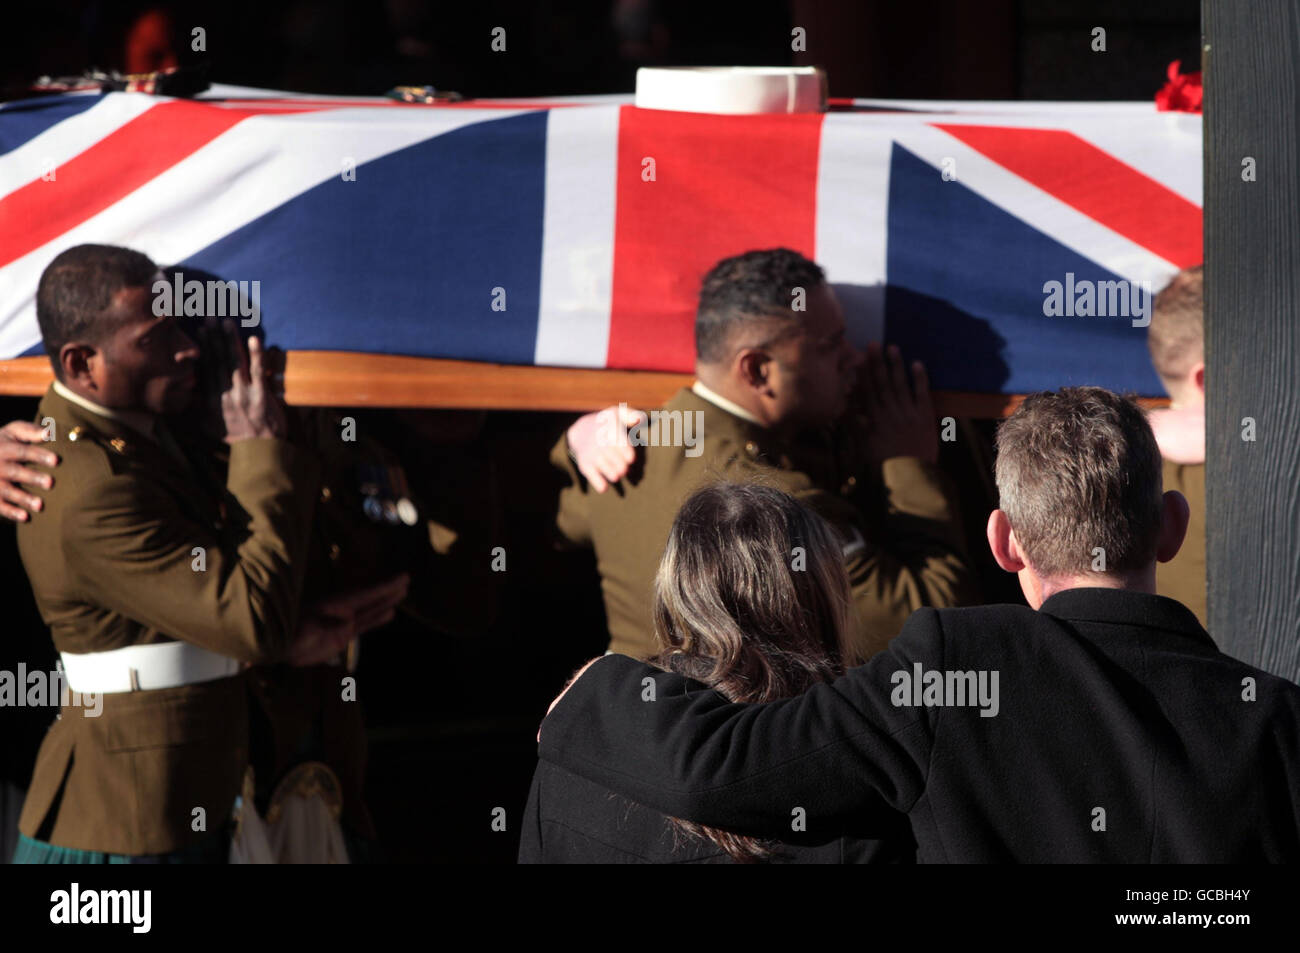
[0,420,58,522]
[567,404,645,492]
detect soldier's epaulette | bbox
[740,437,795,471]
[66,424,131,457]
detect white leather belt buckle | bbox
[59,642,241,694]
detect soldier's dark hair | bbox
[695,248,826,364]
[35,244,157,378]
[995,387,1163,578]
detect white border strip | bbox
[815,112,891,346]
[534,105,620,367]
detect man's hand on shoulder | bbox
[0,420,58,522]
[566,404,646,492]
[859,343,939,466]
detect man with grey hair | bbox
[538,386,1300,862]
[987,387,1174,604]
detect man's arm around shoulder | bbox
[538,607,946,839]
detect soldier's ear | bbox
[735,348,771,392]
[59,342,97,386]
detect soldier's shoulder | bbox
[662,391,752,465]
[720,435,818,494]
[34,422,148,519]
[15,423,124,549]
[56,422,133,477]
[639,401,813,495]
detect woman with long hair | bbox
[520,481,914,863]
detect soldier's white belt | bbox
[60,642,241,693]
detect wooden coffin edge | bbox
[0,353,1170,418]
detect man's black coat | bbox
[539,589,1300,862]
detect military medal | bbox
[391,465,418,526]
[356,460,417,525]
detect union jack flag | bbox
[0,85,1201,395]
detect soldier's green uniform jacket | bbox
[551,385,975,663]
[15,383,318,856]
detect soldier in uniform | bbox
[553,248,976,663]
[1,267,473,862]
[158,273,418,862]
[173,326,493,862]
[10,244,322,862]
[231,404,427,862]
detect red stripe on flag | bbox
[607,106,823,371]
[935,124,1202,267]
[0,100,325,269]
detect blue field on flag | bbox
[182,110,549,363]
[884,144,1164,395]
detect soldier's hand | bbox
[288,572,411,667]
[213,320,288,443]
[860,343,939,466]
[567,404,645,492]
[0,420,58,522]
